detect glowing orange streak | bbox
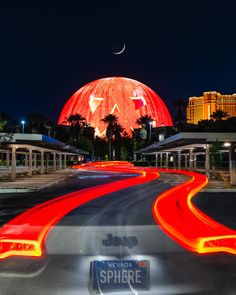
[0,163,159,259]
[152,169,236,254]
[1,161,236,259]
[72,161,134,169]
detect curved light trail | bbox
[0,162,159,259]
[0,161,235,260]
[152,169,236,255]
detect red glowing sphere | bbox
[58,77,173,136]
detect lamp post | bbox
[21,120,25,134]
[149,121,153,142]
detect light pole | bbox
[21,120,25,133]
[149,121,152,142]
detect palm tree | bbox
[66,113,86,125]
[210,110,229,132]
[210,110,229,121]
[101,114,118,160]
[120,131,133,160]
[94,136,108,160]
[83,123,95,141]
[136,115,153,142]
[66,113,86,141]
[136,115,153,127]
[114,123,124,160]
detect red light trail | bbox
[152,169,236,255]
[0,162,159,259]
[0,162,235,260]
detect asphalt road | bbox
[56,172,186,227]
[0,170,136,226]
[193,192,236,230]
[0,170,236,294]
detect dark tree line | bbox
[0,111,134,161]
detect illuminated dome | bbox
[58,77,173,136]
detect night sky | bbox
[1,2,236,121]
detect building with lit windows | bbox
[186,91,236,124]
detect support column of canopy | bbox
[155,154,158,168]
[165,152,169,169]
[6,151,10,171]
[160,153,163,168]
[64,154,67,170]
[28,148,33,176]
[33,153,37,171]
[59,153,62,171]
[205,144,210,178]
[25,152,28,170]
[194,153,197,170]
[184,154,188,169]
[173,153,176,169]
[11,146,16,181]
[46,153,50,172]
[40,151,44,175]
[56,154,58,170]
[189,148,194,170]
[178,150,181,170]
[53,152,56,171]
[229,143,236,186]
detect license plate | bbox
[91,260,150,292]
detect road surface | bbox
[0,169,235,294]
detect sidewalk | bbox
[0,169,234,193]
[0,169,78,193]
[202,179,236,192]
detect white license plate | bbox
[91,260,150,292]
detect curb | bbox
[201,188,236,193]
[0,188,39,193]
[0,173,76,194]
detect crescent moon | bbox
[113,43,126,55]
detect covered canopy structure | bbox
[135,132,236,185]
[0,133,88,181]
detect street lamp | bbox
[149,121,153,142]
[159,122,165,141]
[21,120,25,133]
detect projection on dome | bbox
[58,77,173,136]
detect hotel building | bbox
[186,91,236,124]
